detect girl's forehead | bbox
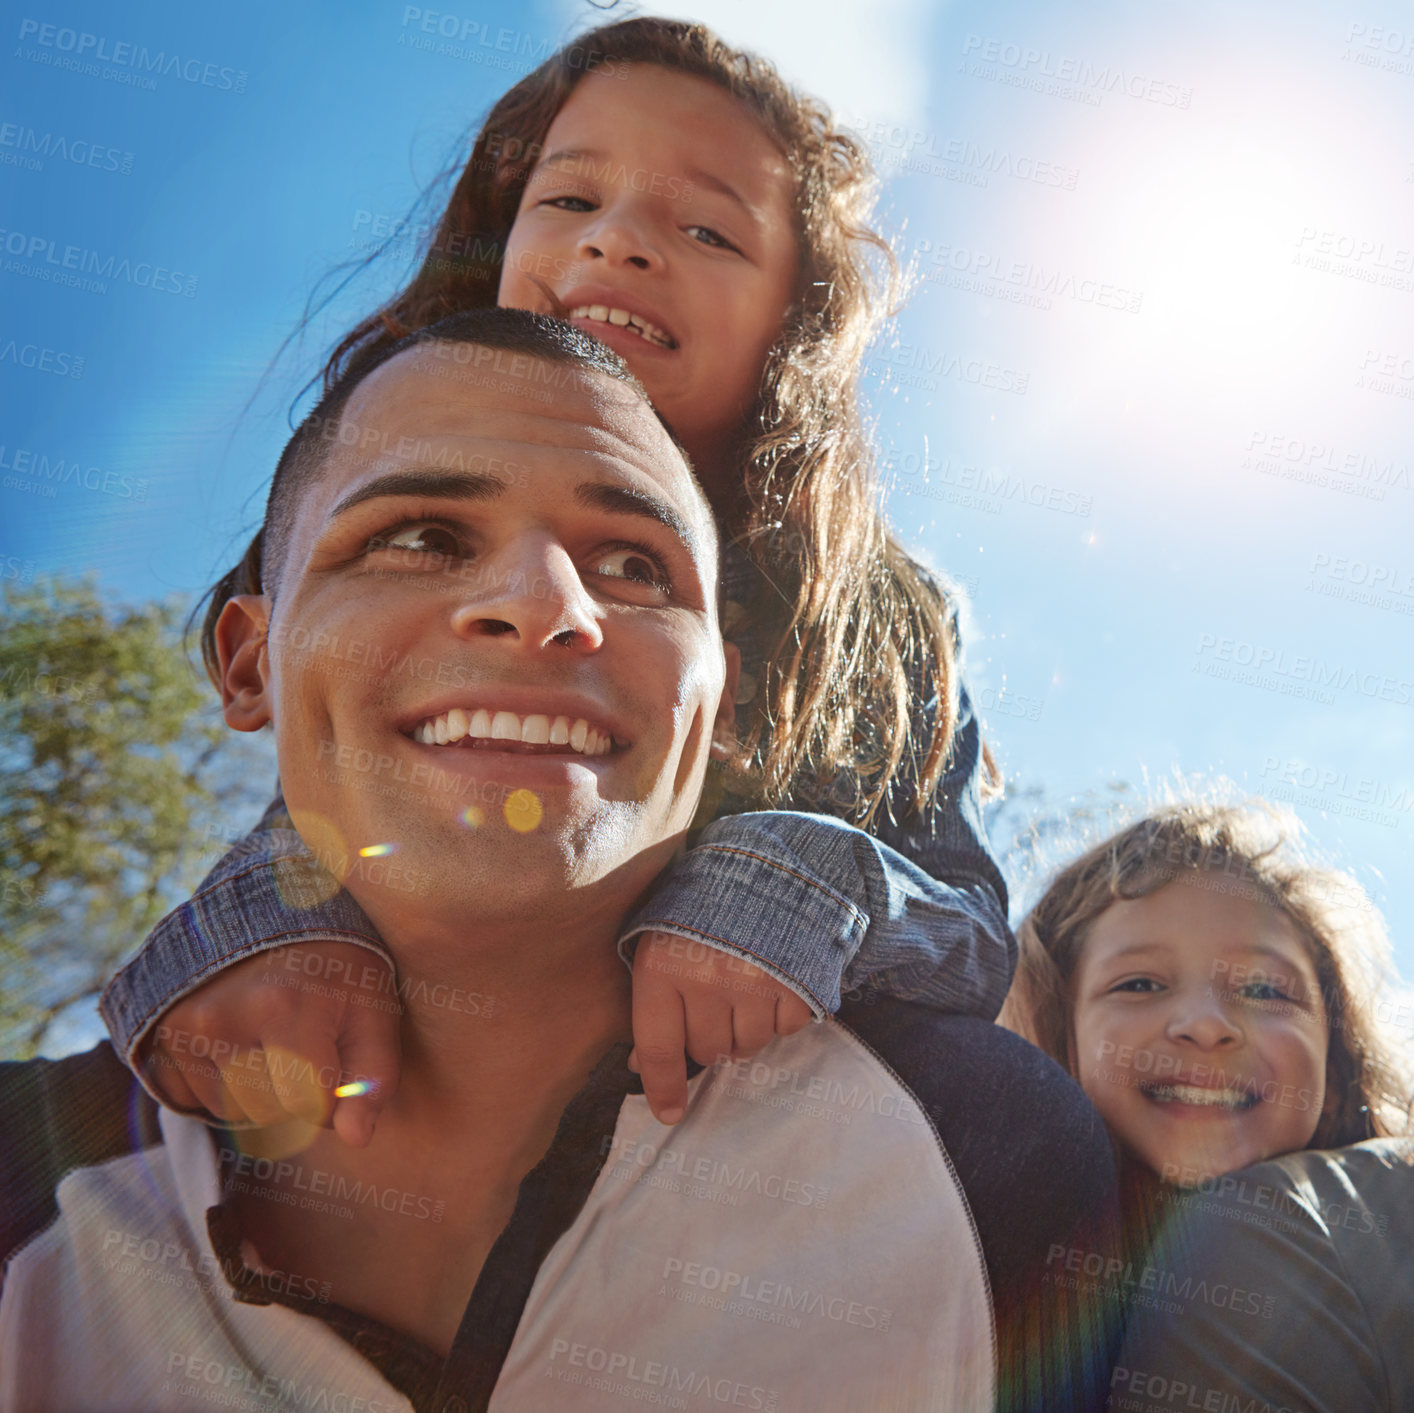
[1080,877,1317,974]
[545,64,792,189]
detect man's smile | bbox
[410,706,617,756]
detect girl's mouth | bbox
[568,304,677,349]
[1140,1082,1259,1112]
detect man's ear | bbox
[711,641,741,758]
[215,595,274,732]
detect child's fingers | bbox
[632,973,689,1125]
[775,992,814,1036]
[728,1002,777,1058]
[330,1004,403,1149]
[683,996,735,1070]
[262,1040,338,1128]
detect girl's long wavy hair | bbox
[1000,801,1413,1151]
[201,15,985,824]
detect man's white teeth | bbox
[1147,1083,1255,1109]
[567,305,674,348]
[413,709,613,754]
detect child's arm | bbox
[622,672,1013,1118]
[99,795,398,1140]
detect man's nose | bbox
[576,199,663,272]
[1165,989,1244,1050]
[449,537,603,652]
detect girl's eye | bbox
[686,224,739,253]
[591,546,670,592]
[1112,977,1163,994]
[368,523,466,563]
[1240,981,1291,1003]
[544,195,596,213]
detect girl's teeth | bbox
[1150,1084,1252,1108]
[567,305,672,348]
[414,709,612,755]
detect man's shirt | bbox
[1,1005,1119,1412]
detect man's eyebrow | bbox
[574,480,701,556]
[329,470,506,520]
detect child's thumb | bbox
[330,1008,403,1148]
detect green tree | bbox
[0,575,271,1057]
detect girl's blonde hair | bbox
[1001,800,1411,1148]
[202,15,988,823]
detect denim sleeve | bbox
[98,794,392,1081]
[618,670,1013,1020]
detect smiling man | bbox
[0,311,1118,1412]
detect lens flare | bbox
[358,843,395,858]
[504,788,543,833]
[458,805,484,829]
[334,1079,376,1099]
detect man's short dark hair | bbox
[198,308,695,680]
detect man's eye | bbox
[591,546,670,591]
[368,523,465,562]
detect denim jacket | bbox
[101,547,1012,1072]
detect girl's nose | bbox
[1165,989,1244,1050]
[577,201,663,273]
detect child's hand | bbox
[628,931,813,1125]
[137,942,402,1148]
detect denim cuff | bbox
[617,839,869,1018]
[99,833,391,1093]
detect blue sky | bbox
[5,0,1412,1044]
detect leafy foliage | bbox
[0,576,271,1056]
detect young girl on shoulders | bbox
[103,16,1015,1139]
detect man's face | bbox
[222,344,731,933]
